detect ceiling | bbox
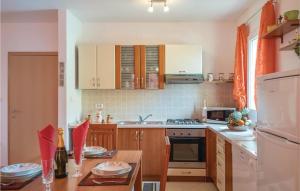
[1,0,258,22]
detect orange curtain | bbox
[255,1,277,101]
[233,24,249,110]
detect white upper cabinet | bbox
[78,44,115,89]
[165,45,202,74]
[78,44,97,89]
[96,45,115,89]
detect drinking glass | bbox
[41,159,54,191]
[72,153,83,177]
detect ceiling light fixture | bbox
[147,0,169,13]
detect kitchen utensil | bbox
[92,179,127,185]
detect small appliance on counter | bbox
[202,107,236,124]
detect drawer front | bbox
[168,168,206,177]
[217,156,225,173]
[217,144,225,156]
[217,135,225,146]
[217,171,225,191]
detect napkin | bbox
[37,124,56,176]
[73,120,89,164]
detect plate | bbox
[84,146,107,156]
[0,163,41,176]
[91,161,131,176]
[0,169,42,182]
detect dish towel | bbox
[37,124,56,176]
[73,120,89,164]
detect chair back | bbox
[86,124,117,150]
[160,136,170,191]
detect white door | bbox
[78,44,97,89]
[165,45,202,74]
[257,74,300,143]
[257,131,300,191]
[96,45,115,89]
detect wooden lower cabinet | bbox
[117,128,139,150]
[207,130,233,191]
[117,128,165,180]
[206,129,217,184]
[225,141,233,191]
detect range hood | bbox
[165,74,204,84]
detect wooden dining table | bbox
[14,150,142,191]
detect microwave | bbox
[203,107,236,124]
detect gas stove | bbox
[166,119,203,125]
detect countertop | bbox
[69,121,257,159]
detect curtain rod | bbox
[245,0,278,24]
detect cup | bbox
[41,159,54,191]
[72,153,83,177]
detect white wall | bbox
[79,22,237,75]
[238,0,300,72]
[0,11,58,165]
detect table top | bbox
[14,150,142,191]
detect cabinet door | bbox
[117,128,139,150]
[225,141,233,191]
[140,45,165,89]
[115,45,140,89]
[165,45,202,74]
[96,45,115,89]
[139,128,165,180]
[78,44,97,89]
[206,129,217,184]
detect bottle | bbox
[202,99,208,122]
[54,128,68,178]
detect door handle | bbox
[141,77,144,88]
[97,78,100,88]
[11,109,22,114]
[135,131,139,140]
[91,78,96,88]
[140,130,144,141]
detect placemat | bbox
[0,172,41,190]
[78,163,136,186]
[69,150,118,159]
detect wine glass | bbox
[41,159,54,191]
[72,153,83,177]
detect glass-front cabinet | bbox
[115,45,165,90]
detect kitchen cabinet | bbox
[213,135,233,191]
[206,129,217,184]
[117,128,165,180]
[115,45,165,89]
[78,44,115,89]
[232,144,257,191]
[165,45,202,74]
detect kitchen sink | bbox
[118,121,164,125]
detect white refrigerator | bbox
[257,69,300,191]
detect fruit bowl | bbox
[227,125,249,131]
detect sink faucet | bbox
[138,114,153,123]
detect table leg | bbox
[134,162,142,191]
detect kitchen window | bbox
[247,35,258,110]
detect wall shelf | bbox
[262,20,300,43]
[280,40,299,51]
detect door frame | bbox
[7,52,59,163]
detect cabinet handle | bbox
[97,78,100,88]
[181,171,191,175]
[135,77,139,88]
[92,78,96,88]
[141,77,144,88]
[140,130,144,141]
[135,131,139,140]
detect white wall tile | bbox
[82,84,235,121]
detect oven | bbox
[166,128,206,169]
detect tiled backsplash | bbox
[81,84,235,122]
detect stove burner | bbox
[166,119,203,125]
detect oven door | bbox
[169,137,206,168]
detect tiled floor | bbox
[166,182,218,191]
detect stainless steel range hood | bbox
[165,74,204,84]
